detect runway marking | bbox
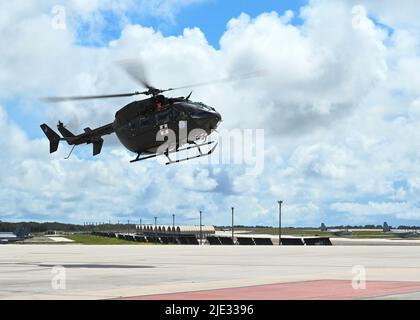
[120,280,420,300]
[36,263,154,269]
[48,237,74,242]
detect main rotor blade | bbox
[117,59,155,91]
[40,91,146,103]
[162,70,267,93]
[41,69,268,103]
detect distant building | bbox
[136,225,215,237]
[0,227,32,243]
[0,232,18,243]
[0,232,17,239]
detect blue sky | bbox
[78,0,308,48]
[138,0,308,47]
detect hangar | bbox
[0,232,18,244]
[135,224,215,237]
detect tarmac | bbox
[1,245,420,300]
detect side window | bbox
[156,109,171,124]
[128,121,135,131]
[139,116,152,128]
[171,108,180,121]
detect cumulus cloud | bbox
[1,0,420,226]
[331,201,420,222]
[353,0,420,30]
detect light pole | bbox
[172,214,175,236]
[154,217,157,238]
[231,207,234,240]
[278,201,283,246]
[199,211,202,245]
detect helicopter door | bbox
[155,109,173,128]
[138,115,153,133]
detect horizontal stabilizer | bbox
[93,138,104,156]
[40,124,60,153]
[57,121,75,138]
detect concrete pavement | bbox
[1,245,420,299]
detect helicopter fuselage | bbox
[113,95,221,155]
[40,62,260,164]
[40,94,222,163]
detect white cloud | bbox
[352,0,420,30]
[1,1,420,226]
[331,201,420,221]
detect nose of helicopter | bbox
[194,110,221,133]
[206,112,222,131]
[209,112,222,131]
[184,102,222,132]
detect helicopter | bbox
[40,62,262,165]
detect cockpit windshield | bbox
[195,102,212,111]
[184,102,215,112]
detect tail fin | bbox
[320,223,327,232]
[383,222,390,232]
[93,138,104,156]
[40,124,60,153]
[15,225,30,238]
[57,121,75,138]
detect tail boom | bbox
[40,122,114,156]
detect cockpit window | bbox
[195,102,212,111]
[183,102,214,112]
[172,101,216,118]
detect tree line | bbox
[0,221,139,233]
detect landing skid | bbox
[130,141,218,165]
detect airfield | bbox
[2,244,420,300]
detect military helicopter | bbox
[40,62,261,165]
